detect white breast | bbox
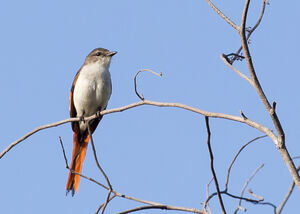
[73,61,112,130]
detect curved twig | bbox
[203,190,275,211]
[134,69,162,101]
[204,135,270,212]
[225,135,267,191]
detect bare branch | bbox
[0,100,278,160]
[235,163,264,213]
[205,0,239,31]
[205,117,226,214]
[204,146,273,211]
[58,139,205,214]
[115,188,205,213]
[238,0,300,189]
[240,0,284,145]
[0,117,78,159]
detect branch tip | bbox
[59,136,69,169]
[240,110,248,120]
[248,189,264,201]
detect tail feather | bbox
[66,132,89,196]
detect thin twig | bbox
[118,205,205,214]
[87,124,112,214]
[134,69,162,101]
[59,136,69,168]
[204,134,268,213]
[59,139,109,190]
[96,195,117,214]
[229,0,267,64]
[276,182,295,214]
[59,136,204,213]
[101,189,112,214]
[225,135,267,191]
[235,163,264,213]
[204,178,213,214]
[276,165,300,214]
[60,138,274,214]
[205,117,226,214]
[205,0,239,31]
[248,189,264,201]
[240,110,248,120]
[203,190,275,210]
[68,169,205,213]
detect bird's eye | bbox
[95,52,101,56]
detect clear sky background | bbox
[0,0,299,213]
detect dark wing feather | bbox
[88,106,105,134]
[70,69,81,132]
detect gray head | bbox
[85,48,117,66]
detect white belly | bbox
[73,62,112,130]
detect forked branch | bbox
[58,137,205,214]
[206,0,300,189]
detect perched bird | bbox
[66,48,117,196]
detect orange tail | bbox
[66,132,89,196]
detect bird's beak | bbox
[108,51,117,56]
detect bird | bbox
[66,48,117,196]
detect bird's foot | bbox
[79,115,85,123]
[96,110,102,118]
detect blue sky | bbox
[0,0,299,213]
